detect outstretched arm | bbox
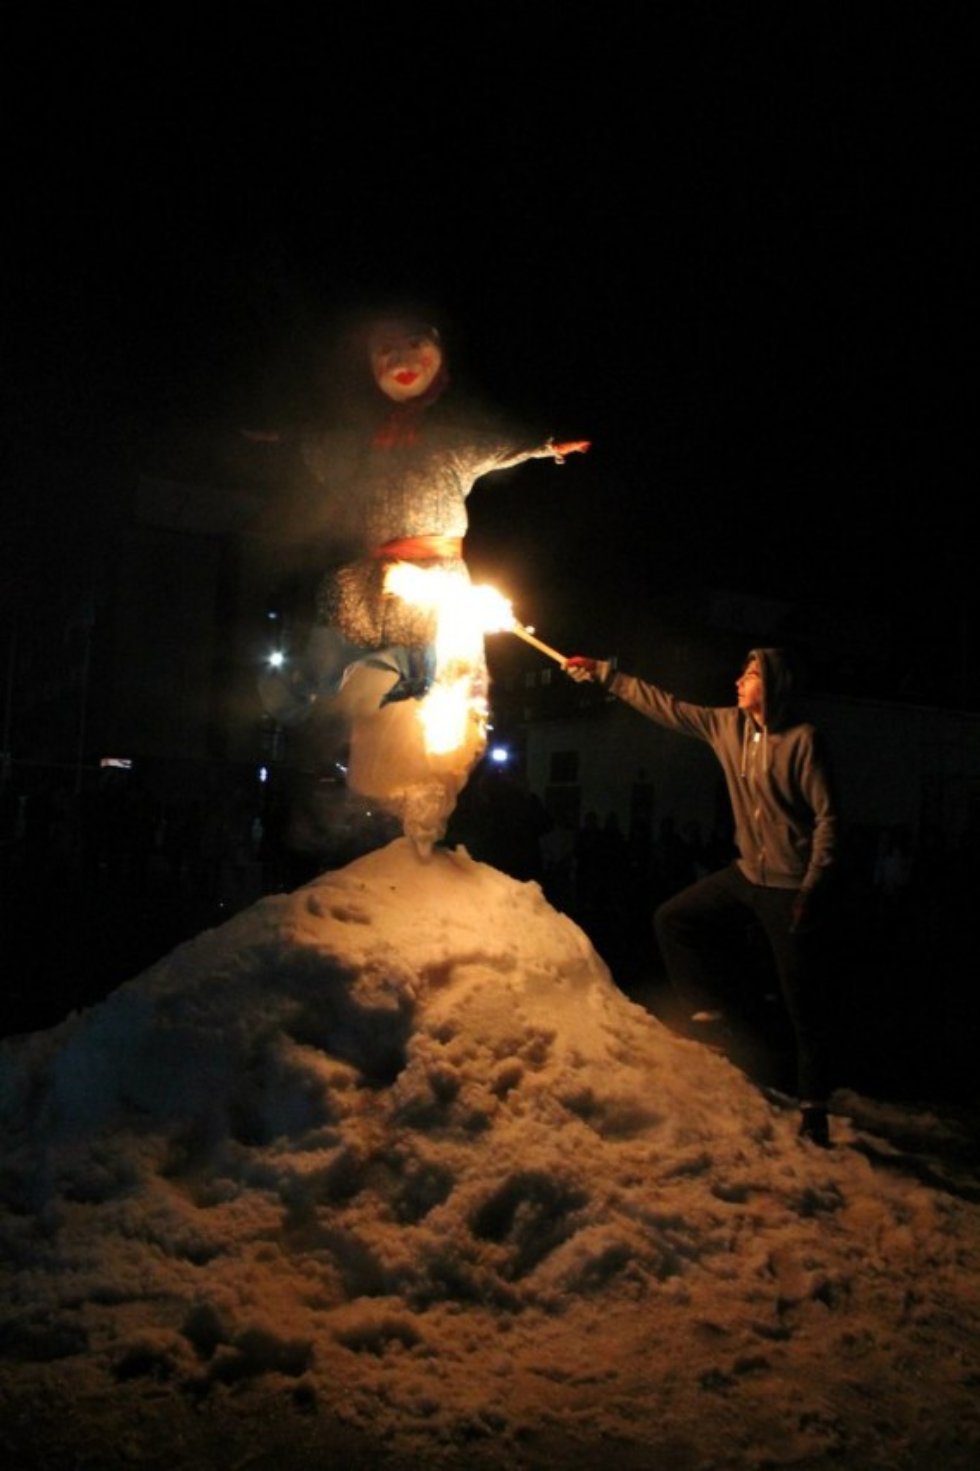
[549,439,591,462]
[563,657,720,743]
[463,431,592,484]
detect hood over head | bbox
[747,647,797,731]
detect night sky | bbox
[5,11,973,704]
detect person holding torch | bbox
[565,647,839,1148]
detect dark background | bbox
[2,10,977,1096]
[5,9,973,698]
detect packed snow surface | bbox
[2,840,978,1469]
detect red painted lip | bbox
[394,370,418,385]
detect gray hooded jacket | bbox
[600,648,837,891]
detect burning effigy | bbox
[257,314,588,853]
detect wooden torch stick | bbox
[509,622,569,666]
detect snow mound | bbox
[2,840,979,1470]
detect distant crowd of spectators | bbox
[2,763,978,1034]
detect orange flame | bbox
[383,564,515,756]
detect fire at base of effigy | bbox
[337,564,568,859]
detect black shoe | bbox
[798,1105,831,1148]
[379,670,433,705]
[373,646,436,706]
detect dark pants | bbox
[654,863,830,1103]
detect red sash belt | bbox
[371,535,463,561]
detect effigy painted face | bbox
[370,327,444,403]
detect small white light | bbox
[258,766,269,784]
[490,745,509,764]
[268,650,285,669]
